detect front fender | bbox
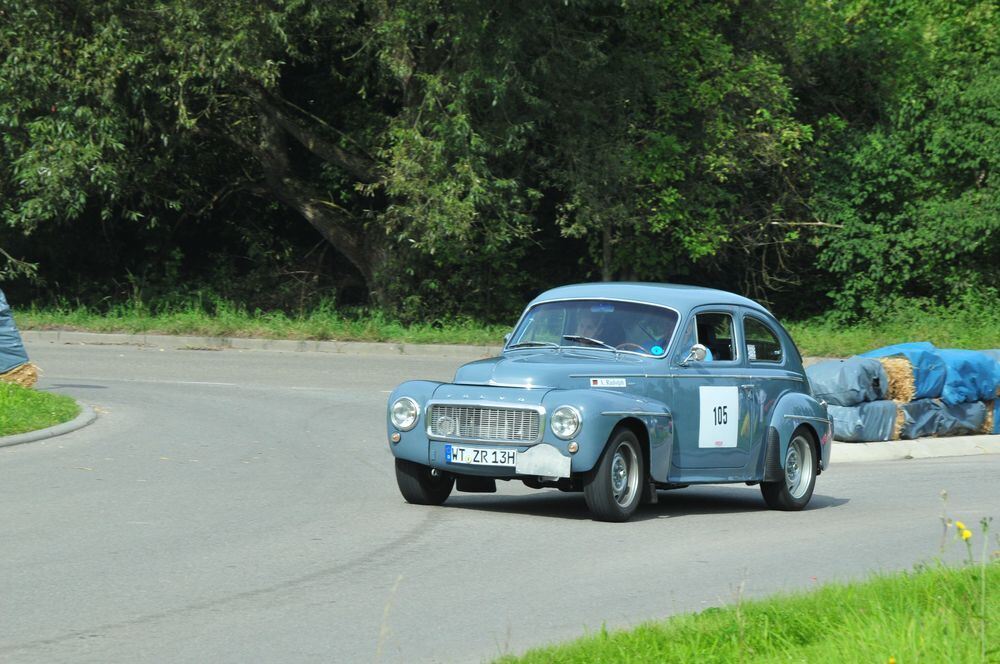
[766,392,831,476]
[387,380,443,465]
[543,389,673,480]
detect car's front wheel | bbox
[760,429,817,510]
[584,427,645,522]
[395,459,454,505]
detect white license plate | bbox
[445,444,517,467]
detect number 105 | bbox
[712,405,728,425]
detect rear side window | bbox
[745,316,783,363]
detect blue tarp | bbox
[829,400,898,442]
[993,400,1000,435]
[860,342,947,400]
[898,399,987,439]
[806,358,888,406]
[981,350,1000,394]
[936,349,1000,405]
[0,289,30,374]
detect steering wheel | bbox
[615,342,647,353]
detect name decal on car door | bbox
[590,377,627,387]
[698,386,739,448]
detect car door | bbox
[669,307,755,473]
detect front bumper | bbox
[427,440,571,478]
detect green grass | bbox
[786,311,1000,357]
[497,562,999,663]
[0,382,79,437]
[17,300,510,346]
[13,297,1000,356]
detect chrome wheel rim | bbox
[610,442,639,507]
[785,435,814,499]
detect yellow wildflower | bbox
[961,529,972,541]
[955,520,966,530]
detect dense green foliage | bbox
[0,1,996,322]
[499,561,999,663]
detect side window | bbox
[695,312,735,362]
[745,316,783,363]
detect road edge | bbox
[0,401,97,449]
[832,435,1000,463]
[21,329,503,358]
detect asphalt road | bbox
[2,342,997,663]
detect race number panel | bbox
[698,386,739,448]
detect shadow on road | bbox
[46,383,109,390]
[444,485,849,521]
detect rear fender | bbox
[764,392,831,478]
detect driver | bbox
[576,308,625,347]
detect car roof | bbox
[528,282,771,316]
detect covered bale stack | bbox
[816,342,1000,442]
[897,399,987,439]
[806,357,896,442]
[985,400,1000,435]
[806,357,888,406]
[937,349,999,405]
[0,289,36,388]
[827,400,899,442]
[860,342,946,402]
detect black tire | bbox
[395,459,454,505]
[760,428,817,511]
[583,427,645,522]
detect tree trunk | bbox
[601,224,613,281]
[251,103,387,303]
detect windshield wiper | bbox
[562,334,616,351]
[507,340,560,349]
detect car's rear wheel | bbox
[395,459,454,505]
[584,427,644,522]
[760,429,817,510]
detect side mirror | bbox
[680,343,708,366]
[503,332,512,345]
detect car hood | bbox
[451,350,647,392]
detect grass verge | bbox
[0,383,79,437]
[497,561,999,663]
[17,301,509,346]
[12,298,1000,356]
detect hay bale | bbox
[0,362,38,388]
[984,401,995,435]
[879,357,916,403]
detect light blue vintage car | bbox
[387,283,831,521]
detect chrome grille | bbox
[427,404,541,444]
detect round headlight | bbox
[550,405,582,440]
[390,397,420,431]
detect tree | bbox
[805,0,999,318]
[0,1,537,306]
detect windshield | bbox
[507,299,678,357]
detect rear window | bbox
[745,316,783,363]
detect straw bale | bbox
[0,362,38,388]
[984,401,995,435]
[879,357,916,403]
